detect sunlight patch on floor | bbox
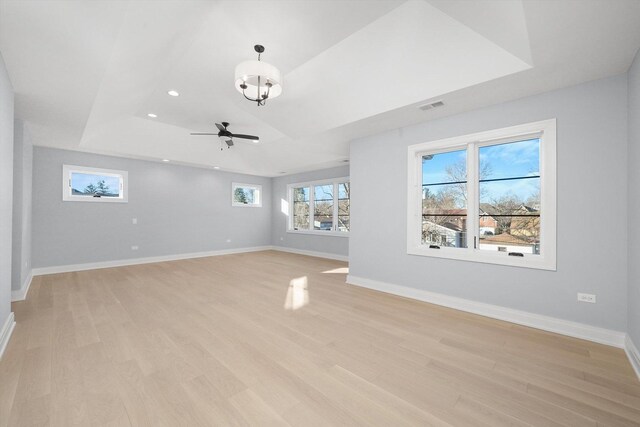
[284,276,309,310]
[322,267,349,274]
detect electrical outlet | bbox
[226,239,231,243]
[131,245,139,251]
[577,293,596,303]
[132,218,137,224]
[280,237,284,241]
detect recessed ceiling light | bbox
[167,90,179,97]
[213,166,220,169]
[148,113,157,118]
[162,159,170,162]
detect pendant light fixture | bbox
[235,45,282,106]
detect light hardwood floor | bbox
[1,250,639,426]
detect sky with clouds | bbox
[422,138,540,204]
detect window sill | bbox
[231,203,262,208]
[63,197,127,203]
[287,230,349,238]
[407,245,555,271]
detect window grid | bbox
[287,177,350,236]
[407,119,556,270]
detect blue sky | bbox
[242,188,255,203]
[315,184,333,201]
[422,138,540,203]
[71,173,120,194]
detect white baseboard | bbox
[30,245,348,277]
[11,270,33,302]
[625,335,640,381]
[32,246,274,276]
[346,275,626,348]
[271,246,349,262]
[0,312,16,360]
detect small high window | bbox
[232,183,262,207]
[63,165,127,203]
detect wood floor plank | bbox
[1,250,639,426]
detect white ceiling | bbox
[1,0,639,176]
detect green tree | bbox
[234,188,248,204]
[95,180,110,196]
[84,180,111,196]
[83,183,97,194]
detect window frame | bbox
[407,119,556,270]
[231,182,262,207]
[287,176,350,237]
[62,165,128,203]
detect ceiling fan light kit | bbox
[235,44,282,106]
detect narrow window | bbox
[292,186,310,230]
[337,182,350,232]
[314,184,334,231]
[422,148,468,248]
[478,138,540,255]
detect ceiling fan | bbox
[191,122,259,150]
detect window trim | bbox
[407,119,556,270]
[62,165,128,203]
[231,182,262,207]
[286,176,350,237]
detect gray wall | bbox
[271,165,349,257]
[0,52,14,331]
[629,50,640,345]
[350,74,629,332]
[12,120,33,291]
[32,147,272,268]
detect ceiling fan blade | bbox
[215,123,225,132]
[231,133,259,140]
[190,133,218,135]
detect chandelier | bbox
[235,45,282,106]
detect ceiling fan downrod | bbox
[235,44,282,107]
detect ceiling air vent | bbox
[418,100,445,111]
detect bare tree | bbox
[337,182,350,231]
[489,194,521,234]
[292,183,350,231]
[422,158,492,226]
[444,158,493,203]
[292,188,310,230]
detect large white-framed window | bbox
[287,177,350,236]
[407,119,556,270]
[62,165,128,203]
[232,182,262,207]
